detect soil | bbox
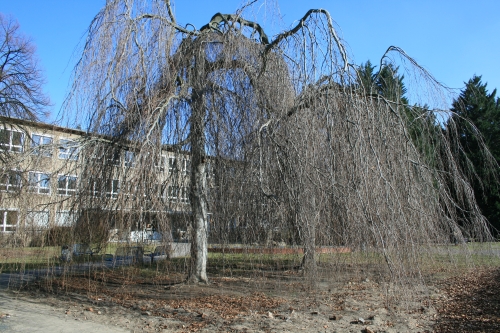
[432,267,500,332]
[1,267,499,332]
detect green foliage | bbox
[357,61,441,166]
[357,60,377,95]
[357,60,408,104]
[450,76,500,233]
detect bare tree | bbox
[0,13,50,221]
[65,0,495,286]
[0,14,49,120]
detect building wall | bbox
[0,117,194,245]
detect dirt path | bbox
[0,291,129,333]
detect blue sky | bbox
[1,0,499,123]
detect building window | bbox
[105,179,120,199]
[155,155,166,172]
[167,185,189,203]
[108,148,121,166]
[28,171,51,194]
[58,139,79,160]
[87,178,101,197]
[124,151,135,168]
[55,211,75,227]
[183,159,191,175]
[206,162,215,179]
[123,181,137,198]
[168,157,190,175]
[159,183,167,200]
[0,209,18,232]
[181,186,190,204]
[168,157,177,175]
[0,128,24,152]
[57,175,77,196]
[150,183,167,202]
[31,134,53,157]
[0,170,22,192]
[168,185,179,201]
[91,144,120,165]
[26,210,50,229]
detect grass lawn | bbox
[0,241,498,275]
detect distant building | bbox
[0,116,199,245]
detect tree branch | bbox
[266,9,348,72]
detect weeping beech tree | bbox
[65,0,495,284]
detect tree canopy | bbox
[0,13,50,166]
[449,75,500,234]
[64,0,495,285]
[0,13,49,120]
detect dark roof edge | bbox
[0,116,87,136]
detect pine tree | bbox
[357,60,408,104]
[450,75,500,234]
[357,61,440,166]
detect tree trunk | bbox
[188,90,209,284]
[301,195,317,279]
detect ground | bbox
[433,267,500,332]
[1,267,498,332]
[1,248,499,333]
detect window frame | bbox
[105,148,121,166]
[183,158,191,175]
[31,133,53,157]
[55,210,75,227]
[58,138,79,160]
[105,179,120,199]
[0,128,24,153]
[0,209,19,232]
[155,154,167,172]
[168,156,177,175]
[0,169,22,192]
[28,171,51,195]
[159,183,167,200]
[167,185,179,201]
[87,178,101,197]
[180,186,190,204]
[124,151,136,168]
[26,210,50,230]
[57,174,78,196]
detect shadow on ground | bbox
[434,267,500,332]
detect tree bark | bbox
[301,194,317,278]
[188,89,209,284]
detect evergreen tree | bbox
[357,60,377,95]
[450,75,500,233]
[357,60,408,104]
[357,61,440,166]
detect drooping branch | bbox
[164,0,176,25]
[377,46,445,91]
[265,9,348,72]
[61,0,497,291]
[199,13,269,44]
[135,13,197,36]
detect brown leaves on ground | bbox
[124,291,284,332]
[37,273,286,332]
[29,266,500,332]
[168,293,285,319]
[433,267,500,332]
